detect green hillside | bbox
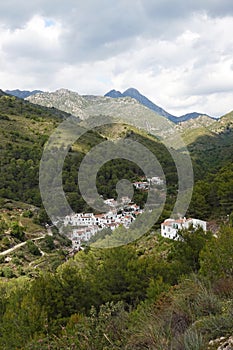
[0,93,233,349]
[0,93,179,219]
[1,224,233,349]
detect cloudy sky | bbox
[0,1,233,116]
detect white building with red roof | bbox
[161,217,207,240]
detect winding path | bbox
[0,234,45,256]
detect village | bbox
[60,176,207,249]
[61,176,164,249]
[62,196,143,249]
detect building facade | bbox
[161,217,207,240]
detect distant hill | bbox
[105,88,213,123]
[105,89,123,98]
[26,88,88,119]
[10,87,214,124]
[5,89,43,99]
[178,112,214,122]
[27,88,173,140]
[27,87,226,144]
[0,89,9,97]
[105,87,177,122]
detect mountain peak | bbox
[55,88,72,94]
[105,87,177,121]
[121,87,177,121]
[123,87,140,96]
[104,89,123,98]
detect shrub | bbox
[183,329,204,350]
[26,240,41,256]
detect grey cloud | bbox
[1,1,233,62]
[0,0,76,28]
[1,0,233,116]
[143,0,233,19]
[55,0,233,63]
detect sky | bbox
[0,1,233,117]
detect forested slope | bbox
[0,93,233,349]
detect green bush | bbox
[26,240,41,256]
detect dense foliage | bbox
[1,94,233,349]
[0,95,179,220]
[1,225,233,349]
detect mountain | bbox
[26,88,88,119]
[1,87,233,350]
[105,87,177,122]
[105,88,214,123]
[123,88,178,121]
[178,112,213,122]
[0,89,9,97]
[9,87,214,124]
[27,88,173,140]
[27,87,228,145]
[105,89,123,98]
[5,89,43,99]
[0,90,178,220]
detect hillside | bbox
[105,87,213,123]
[26,87,233,221]
[0,203,72,278]
[27,88,90,119]
[0,89,233,349]
[0,92,180,217]
[27,88,220,143]
[0,95,231,223]
[1,223,233,350]
[105,87,177,121]
[0,92,181,279]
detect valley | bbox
[0,88,233,350]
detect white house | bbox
[71,225,99,244]
[104,198,118,207]
[64,213,96,226]
[161,217,207,240]
[133,181,149,190]
[148,176,164,186]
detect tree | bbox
[200,226,233,280]
[26,240,41,256]
[44,235,55,251]
[10,222,25,241]
[168,226,213,274]
[97,246,149,305]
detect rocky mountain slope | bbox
[10,86,212,125]
[26,88,88,119]
[27,88,231,150]
[27,89,174,140]
[105,87,177,121]
[105,87,212,123]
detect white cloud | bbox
[1,15,61,60]
[0,1,233,116]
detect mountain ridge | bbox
[7,87,214,123]
[5,89,43,99]
[105,87,213,123]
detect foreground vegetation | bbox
[1,225,233,349]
